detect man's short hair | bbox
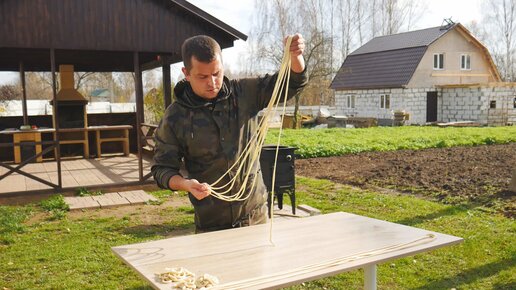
[181,35,222,71]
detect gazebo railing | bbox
[0,140,59,188]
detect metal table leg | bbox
[364,264,377,290]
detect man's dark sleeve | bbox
[151,109,184,190]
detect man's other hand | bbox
[186,179,211,200]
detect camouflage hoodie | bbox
[152,69,307,231]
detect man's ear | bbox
[181,67,190,81]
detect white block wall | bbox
[335,88,430,125]
[335,86,516,125]
[441,86,516,125]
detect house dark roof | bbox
[331,46,427,90]
[350,25,452,55]
[331,25,455,90]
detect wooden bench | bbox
[1,126,132,160]
[55,127,90,158]
[88,125,132,158]
[54,126,132,158]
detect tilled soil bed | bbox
[296,143,516,217]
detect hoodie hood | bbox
[174,76,232,109]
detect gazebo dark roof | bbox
[0,0,247,72]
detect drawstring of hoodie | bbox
[190,111,194,139]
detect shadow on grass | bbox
[493,281,516,290]
[121,223,195,239]
[395,203,474,226]
[125,286,153,290]
[415,254,516,290]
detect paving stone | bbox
[297,204,322,216]
[65,196,100,210]
[92,192,130,208]
[272,203,311,222]
[121,190,158,204]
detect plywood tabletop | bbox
[112,212,463,290]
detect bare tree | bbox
[113,72,136,103]
[25,72,53,100]
[0,84,21,101]
[483,0,516,81]
[245,0,425,116]
[466,20,486,42]
[371,0,378,37]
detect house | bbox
[331,22,516,125]
[89,89,112,102]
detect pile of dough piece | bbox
[157,267,219,289]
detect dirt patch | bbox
[296,143,516,217]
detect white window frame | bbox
[380,94,391,109]
[460,54,471,70]
[433,53,444,70]
[346,95,355,108]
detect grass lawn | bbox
[266,126,516,158]
[1,126,514,289]
[1,177,514,289]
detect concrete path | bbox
[65,190,321,220]
[65,190,158,210]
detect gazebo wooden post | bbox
[19,62,29,125]
[134,52,144,181]
[161,55,172,109]
[50,49,62,188]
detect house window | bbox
[461,54,471,70]
[490,100,496,109]
[513,97,516,109]
[380,94,391,109]
[346,95,355,108]
[433,53,444,69]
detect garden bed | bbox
[297,143,516,217]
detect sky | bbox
[0,0,483,85]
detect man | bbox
[152,34,307,232]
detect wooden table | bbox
[13,131,42,163]
[0,128,55,163]
[112,212,463,290]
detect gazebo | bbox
[0,0,246,198]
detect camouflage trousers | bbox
[234,203,269,228]
[195,203,269,234]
